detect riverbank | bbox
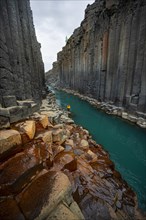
[54,87,146,129]
[0,91,145,219]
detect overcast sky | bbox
[30,0,94,72]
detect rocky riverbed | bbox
[0,91,145,220]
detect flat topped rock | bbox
[19,171,72,220]
[0,129,21,155]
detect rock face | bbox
[0,0,45,127]
[48,0,146,116]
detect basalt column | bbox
[50,0,146,116]
[0,0,45,105]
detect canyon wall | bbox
[49,0,146,115]
[0,0,45,105]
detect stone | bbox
[0,151,41,196]
[31,103,40,113]
[19,171,77,220]
[80,139,89,150]
[52,129,67,144]
[2,95,17,107]
[122,112,128,119]
[0,129,21,155]
[86,149,97,162]
[60,115,74,124]
[7,106,29,123]
[48,202,84,220]
[18,120,36,140]
[0,198,25,220]
[128,115,137,123]
[0,115,10,129]
[35,130,52,145]
[63,158,77,172]
[0,107,10,117]
[53,123,64,129]
[32,113,50,130]
[65,139,74,148]
[43,111,59,124]
[52,145,64,157]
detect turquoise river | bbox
[52,88,146,211]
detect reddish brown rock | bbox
[18,171,73,220]
[0,198,25,220]
[0,150,42,196]
[53,151,75,170]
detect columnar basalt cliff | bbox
[49,0,146,118]
[0,0,45,128]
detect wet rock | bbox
[0,129,21,155]
[0,198,25,220]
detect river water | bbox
[53,88,146,211]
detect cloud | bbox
[30,0,94,71]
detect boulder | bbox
[86,150,97,162]
[0,129,21,155]
[128,115,137,123]
[65,139,74,148]
[80,139,89,150]
[52,145,64,157]
[19,171,82,220]
[32,113,50,130]
[16,120,36,140]
[35,130,52,145]
[7,106,29,123]
[52,128,67,144]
